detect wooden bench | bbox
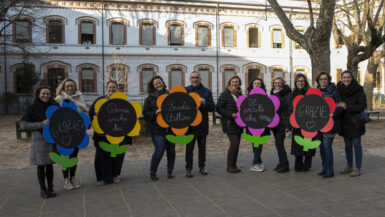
[15,119,31,139]
[366,111,380,120]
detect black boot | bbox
[150,171,159,181]
[40,187,49,199]
[167,170,174,179]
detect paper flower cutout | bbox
[43,100,90,170]
[92,92,142,144]
[235,88,280,147]
[290,88,335,151]
[156,85,202,145]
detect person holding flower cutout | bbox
[290,74,314,172]
[217,76,244,173]
[55,78,88,190]
[246,78,270,172]
[143,76,176,180]
[22,86,57,198]
[89,80,133,185]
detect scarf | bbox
[56,91,87,112]
[228,86,242,96]
[22,98,51,123]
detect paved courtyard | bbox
[1,149,385,217]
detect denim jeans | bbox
[185,135,207,170]
[150,135,176,173]
[252,144,263,165]
[318,134,335,175]
[343,136,362,169]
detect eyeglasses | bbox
[296,80,305,83]
[190,77,200,79]
[319,78,328,81]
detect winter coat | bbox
[89,95,132,146]
[143,90,169,136]
[270,85,292,131]
[186,84,215,136]
[317,82,343,135]
[290,88,315,156]
[216,88,243,134]
[55,91,88,113]
[337,80,367,137]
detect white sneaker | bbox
[71,177,81,189]
[250,164,260,172]
[258,163,265,172]
[113,176,120,184]
[96,181,105,186]
[64,178,74,190]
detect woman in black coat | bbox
[270,77,292,173]
[217,75,243,173]
[337,70,367,177]
[247,78,270,172]
[143,76,175,180]
[89,80,132,185]
[290,73,314,172]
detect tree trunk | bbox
[363,56,377,110]
[310,39,331,86]
[347,48,360,78]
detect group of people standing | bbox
[22,69,367,199]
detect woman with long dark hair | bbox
[22,86,57,198]
[217,75,244,173]
[143,76,176,180]
[290,74,314,172]
[247,78,269,172]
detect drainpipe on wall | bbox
[3,0,8,114]
[101,0,105,95]
[216,2,219,101]
[289,9,293,87]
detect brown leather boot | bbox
[340,165,353,174]
[199,168,208,175]
[349,168,361,177]
[186,169,194,178]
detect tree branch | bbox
[307,0,314,28]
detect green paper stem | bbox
[99,142,129,157]
[49,152,78,171]
[166,134,194,146]
[294,135,321,152]
[242,134,271,147]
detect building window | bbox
[169,69,184,88]
[375,67,382,89]
[272,68,285,79]
[80,21,95,44]
[195,65,213,90]
[196,25,210,47]
[110,66,127,92]
[357,70,362,85]
[224,69,235,89]
[14,20,31,43]
[140,22,155,45]
[110,22,125,45]
[169,23,183,46]
[80,69,95,93]
[294,69,307,78]
[272,29,284,48]
[141,68,155,92]
[248,27,259,48]
[223,26,236,47]
[47,20,63,43]
[13,64,35,94]
[47,68,65,93]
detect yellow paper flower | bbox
[91,92,142,144]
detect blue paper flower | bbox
[43,100,91,156]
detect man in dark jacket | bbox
[185,71,215,177]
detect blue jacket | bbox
[186,84,215,136]
[317,82,343,134]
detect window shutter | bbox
[170,25,182,45]
[273,30,282,43]
[111,23,124,45]
[224,27,234,47]
[197,26,209,47]
[142,23,154,45]
[81,22,94,34]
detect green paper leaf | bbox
[166,134,194,146]
[295,136,321,152]
[242,134,270,147]
[49,152,78,171]
[99,142,129,157]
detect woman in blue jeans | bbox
[315,72,343,178]
[337,70,367,177]
[246,78,269,172]
[143,76,175,180]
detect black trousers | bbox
[94,143,125,184]
[272,128,289,169]
[37,165,54,190]
[294,155,312,170]
[226,134,241,169]
[185,135,207,170]
[62,148,79,179]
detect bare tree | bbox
[363,50,384,110]
[333,0,385,78]
[267,0,336,84]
